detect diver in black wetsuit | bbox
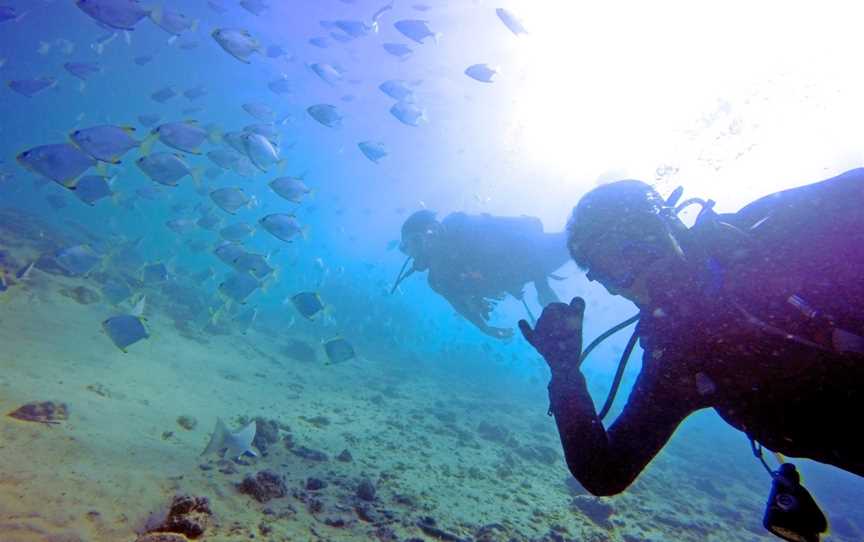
[394,210,570,339]
[519,170,864,538]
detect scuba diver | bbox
[393,210,570,339]
[519,169,864,541]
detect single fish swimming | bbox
[219,272,260,303]
[496,8,527,36]
[8,77,57,97]
[323,337,356,364]
[64,62,102,81]
[291,292,324,320]
[390,101,427,127]
[55,244,101,275]
[17,143,95,187]
[394,19,440,44]
[307,104,343,128]
[212,28,261,64]
[358,141,388,163]
[268,176,311,203]
[136,152,198,186]
[379,80,415,102]
[70,125,140,163]
[201,418,257,459]
[210,187,253,215]
[102,314,149,352]
[71,175,113,205]
[260,213,306,242]
[76,0,150,31]
[465,63,498,83]
[149,5,197,36]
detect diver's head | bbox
[567,180,686,305]
[400,210,441,271]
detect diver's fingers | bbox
[569,296,585,313]
[517,319,535,346]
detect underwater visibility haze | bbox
[0,1,863,541]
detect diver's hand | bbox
[518,297,585,375]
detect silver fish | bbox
[55,244,101,275]
[210,187,252,214]
[212,28,261,64]
[136,152,196,186]
[71,125,139,163]
[242,132,280,171]
[390,101,426,127]
[268,76,292,95]
[465,63,498,83]
[393,19,439,44]
[183,84,207,100]
[8,77,57,97]
[149,5,197,36]
[240,0,268,16]
[382,42,412,59]
[64,62,102,81]
[207,148,243,170]
[72,175,113,205]
[268,176,310,203]
[76,0,149,31]
[496,8,527,36]
[201,418,257,459]
[102,314,148,352]
[260,213,305,242]
[219,272,260,303]
[307,104,343,128]
[152,121,209,154]
[310,63,343,85]
[379,80,414,102]
[219,222,255,243]
[151,86,176,103]
[242,102,275,122]
[17,143,95,187]
[358,141,388,163]
[166,218,197,234]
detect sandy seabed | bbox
[0,219,851,542]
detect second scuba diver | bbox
[394,210,570,339]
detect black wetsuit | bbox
[428,213,569,333]
[551,169,864,496]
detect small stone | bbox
[354,503,378,523]
[149,494,212,540]
[136,534,189,542]
[237,469,287,503]
[324,516,351,528]
[198,463,213,471]
[252,417,280,453]
[291,445,328,462]
[336,448,353,462]
[356,478,376,502]
[306,477,327,491]
[177,415,197,430]
[308,497,324,514]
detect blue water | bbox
[0,2,862,541]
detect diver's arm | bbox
[443,291,513,339]
[549,359,695,496]
[520,297,697,496]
